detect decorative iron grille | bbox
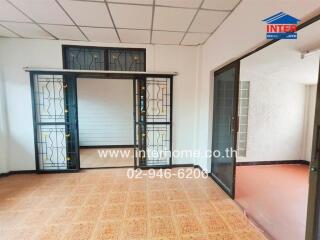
[135,77,172,167]
[65,47,105,70]
[64,46,146,72]
[31,74,78,171]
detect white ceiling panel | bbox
[81,27,119,42]
[118,29,150,43]
[59,1,113,27]
[202,0,240,10]
[0,0,31,22]
[109,3,152,29]
[107,0,153,4]
[156,0,202,8]
[10,0,72,24]
[1,22,53,39]
[0,24,19,37]
[153,6,196,31]
[189,10,228,33]
[152,31,184,44]
[42,24,86,40]
[181,32,209,45]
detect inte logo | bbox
[263,12,300,40]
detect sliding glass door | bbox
[211,62,240,198]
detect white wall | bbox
[195,0,320,172]
[0,65,9,173]
[237,70,307,162]
[0,38,197,171]
[77,78,133,146]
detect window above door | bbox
[63,45,146,72]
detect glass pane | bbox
[126,50,145,71]
[65,47,105,70]
[33,75,66,123]
[146,77,171,123]
[108,49,126,71]
[146,124,170,166]
[211,66,237,196]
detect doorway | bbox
[77,78,134,168]
[210,16,320,240]
[29,70,174,172]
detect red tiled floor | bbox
[236,164,309,240]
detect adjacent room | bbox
[235,18,320,240]
[78,78,134,168]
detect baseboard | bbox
[236,160,310,166]
[0,170,36,178]
[80,145,134,149]
[172,164,194,168]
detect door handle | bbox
[311,166,318,172]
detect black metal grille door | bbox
[135,76,172,167]
[30,73,79,171]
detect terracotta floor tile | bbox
[48,207,79,225]
[128,191,147,203]
[180,234,209,240]
[125,203,147,218]
[148,190,167,201]
[213,199,241,213]
[200,214,229,233]
[84,194,107,206]
[100,204,125,220]
[75,206,101,222]
[107,192,127,204]
[170,201,194,215]
[64,222,95,240]
[191,200,216,215]
[64,194,87,207]
[149,201,172,216]
[149,217,177,238]
[0,168,265,240]
[34,224,66,240]
[92,221,121,240]
[208,232,237,240]
[176,215,203,235]
[121,218,147,239]
[235,230,267,240]
[221,212,251,231]
[111,184,129,192]
[167,190,186,201]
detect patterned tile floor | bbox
[0,168,267,240]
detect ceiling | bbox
[0,0,241,46]
[241,19,320,85]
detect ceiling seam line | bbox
[179,0,205,45]
[150,0,155,44]
[0,20,213,34]
[54,0,90,41]
[104,0,121,43]
[6,0,58,40]
[0,22,23,38]
[105,1,232,12]
[202,0,243,45]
